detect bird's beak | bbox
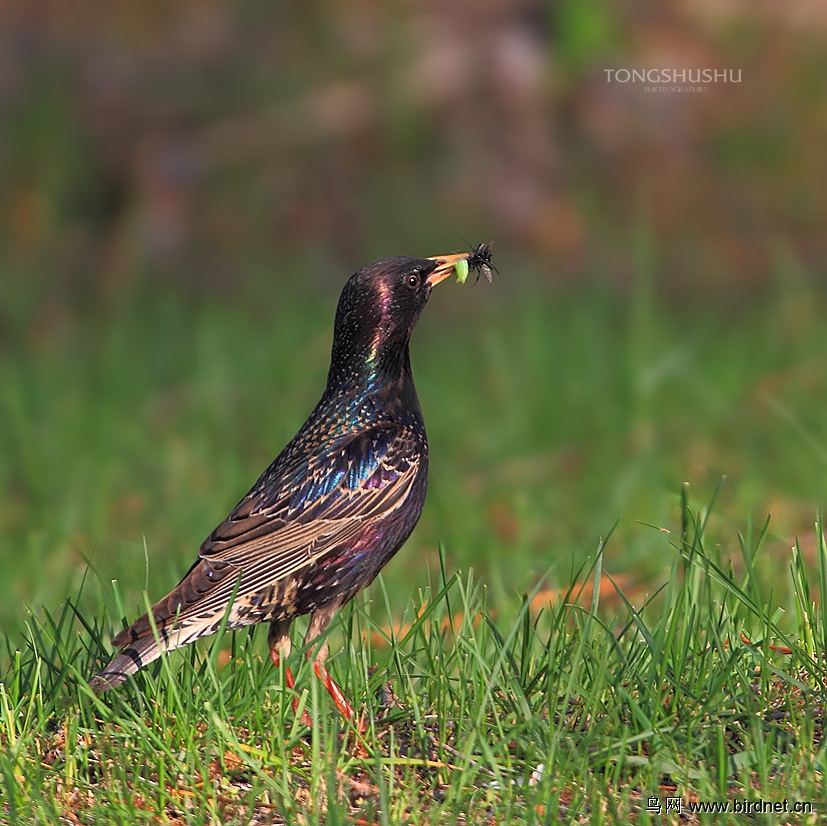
[426,252,475,287]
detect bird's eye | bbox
[406,273,420,289]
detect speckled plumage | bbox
[91,253,468,701]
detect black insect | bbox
[466,242,498,284]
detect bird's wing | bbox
[202,420,420,570]
[110,422,422,651]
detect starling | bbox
[90,250,482,720]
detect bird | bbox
[90,249,480,722]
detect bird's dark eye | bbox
[406,273,420,289]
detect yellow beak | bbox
[426,252,477,287]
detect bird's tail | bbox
[90,610,228,693]
[90,557,240,693]
[89,629,167,692]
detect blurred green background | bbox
[2,1,826,649]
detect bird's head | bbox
[327,253,473,389]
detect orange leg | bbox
[269,611,365,730]
[314,661,367,734]
[270,648,313,725]
[313,660,354,719]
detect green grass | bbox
[3,258,827,821]
[2,500,827,823]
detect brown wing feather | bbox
[108,423,420,651]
